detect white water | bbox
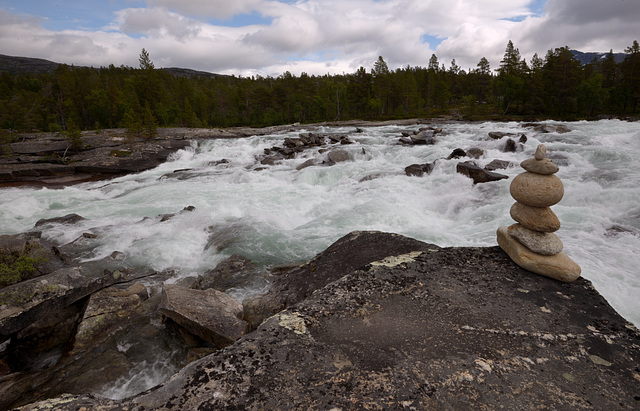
[2,120,639,397]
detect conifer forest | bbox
[1,40,639,135]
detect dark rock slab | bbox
[485,159,514,171]
[20,232,640,410]
[0,267,129,340]
[457,161,509,184]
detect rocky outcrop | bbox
[18,231,640,410]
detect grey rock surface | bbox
[17,231,640,410]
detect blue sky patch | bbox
[420,34,444,50]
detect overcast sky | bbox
[0,0,638,77]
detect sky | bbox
[0,0,638,77]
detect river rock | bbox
[497,226,580,282]
[484,159,513,171]
[195,254,259,292]
[405,162,434,177]
[507,224,563,255]
[510,172,564,207]
[510,202,561,232]
[327,149,352,164]
[72,283,148,350]
[158,285,247,348]
[520,158,559,175]
[456,161,508,184]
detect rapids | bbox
[1,119,639,398]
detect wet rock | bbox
[503,138,518,152]
[195,254,259,292]
[456,161,508,184]
[410,130,437,145]
[72,283,148,350]
[488,131,515,139]
[34,214,85,228]
[158,285,247,348]
[295,158,323,170]
[405,162,435,177]
[534,124,571,134]
[327,149,352,164]
[447,148,467,159]
[484,159,513,171]
[466,147,484,159]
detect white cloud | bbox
[147,0,264,19]
[0,1,638,77]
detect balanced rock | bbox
[497,226,580,282]
[510,172,564,207]
[510,202,561,233]
[507,224,563,255]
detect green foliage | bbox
[64,119,83,151]
[0,243,46,288]
[0,40,639,133]
[124,108,143,147]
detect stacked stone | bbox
[497,144,581,282]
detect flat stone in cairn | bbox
[497,227,580,282]
[507,223,563,255]
[520,158,559,175]
[510,202,561,233]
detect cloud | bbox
[147,0,264,19]
[114,8,203,40]
[510,0,640,60]
[0,1,638,77]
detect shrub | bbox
[0,243,47,288]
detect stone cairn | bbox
[497,144,581,282]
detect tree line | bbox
[1,40,639,134]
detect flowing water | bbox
[1,120,639,398]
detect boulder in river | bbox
[456,161,508,184]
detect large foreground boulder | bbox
[158,285,247,348]
[19,231,640,410]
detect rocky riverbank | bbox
[3,121,639,409]
[6,230,639,410]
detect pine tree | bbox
[143,102,157,139]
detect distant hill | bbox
[0,54,223,78]
[571,50,626,65]
[0,54,60,75]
